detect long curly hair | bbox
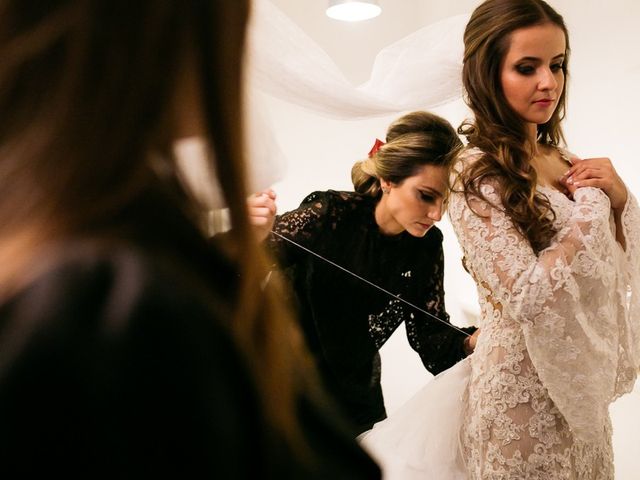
[458,0,570,252]
[352,110,462,198]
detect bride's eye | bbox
[516,64,535,75]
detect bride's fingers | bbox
[574,173,617,188]
[570,166,618,185]
[572,178,610,190]
[567,168,604,184]
[561,157,611,179]
[561,165,586,184]
[564,161,603,176]
[559,156,626,208]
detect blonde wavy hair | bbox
[351,111,462,197]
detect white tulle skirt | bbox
[358,357,471,480]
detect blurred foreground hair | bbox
[0,0,313,453]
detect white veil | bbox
[174,0,468,222]
[242,0,469,193]
[246,0,467,119]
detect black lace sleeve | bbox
[405,237,475,375]
[268,191,332,268]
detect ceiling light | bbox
[326,0,382,22]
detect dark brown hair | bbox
[352,111,462,197]
[458,0,570,252]
[0,0,309,452]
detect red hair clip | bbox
[368,138,385,158]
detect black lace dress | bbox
[269,190,474,434]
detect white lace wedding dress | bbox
[360,149,640,479]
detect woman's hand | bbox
[559,157,627,211]
[464,329,480,355]
[247,189,277,242]
[560,157,628,249]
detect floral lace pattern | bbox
[448,149,640,479]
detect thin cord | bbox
[271,230,471,337]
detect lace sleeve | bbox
[449,181,626,443]
[616,191,640,395]
[405,238,472,375]
[268,191,331,267]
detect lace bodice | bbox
[448,149,640,479]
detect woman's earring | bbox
[381,186,389,194]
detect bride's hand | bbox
[559,157,627,211]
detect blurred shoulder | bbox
[0,238,234,340]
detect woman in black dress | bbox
[0,1,380,478]
[267,111,479,434]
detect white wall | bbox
[258,1,640,477]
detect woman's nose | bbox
[427,203,443,222]
[538,67,558,91]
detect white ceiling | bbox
[267,0,479,84]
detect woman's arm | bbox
[404,238,477,375]
[266,191,332,268]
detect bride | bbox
[360,0,640,478]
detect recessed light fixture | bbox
[326,0,382,22]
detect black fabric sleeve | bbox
[405,237,476,375]
[267,191,332,268]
